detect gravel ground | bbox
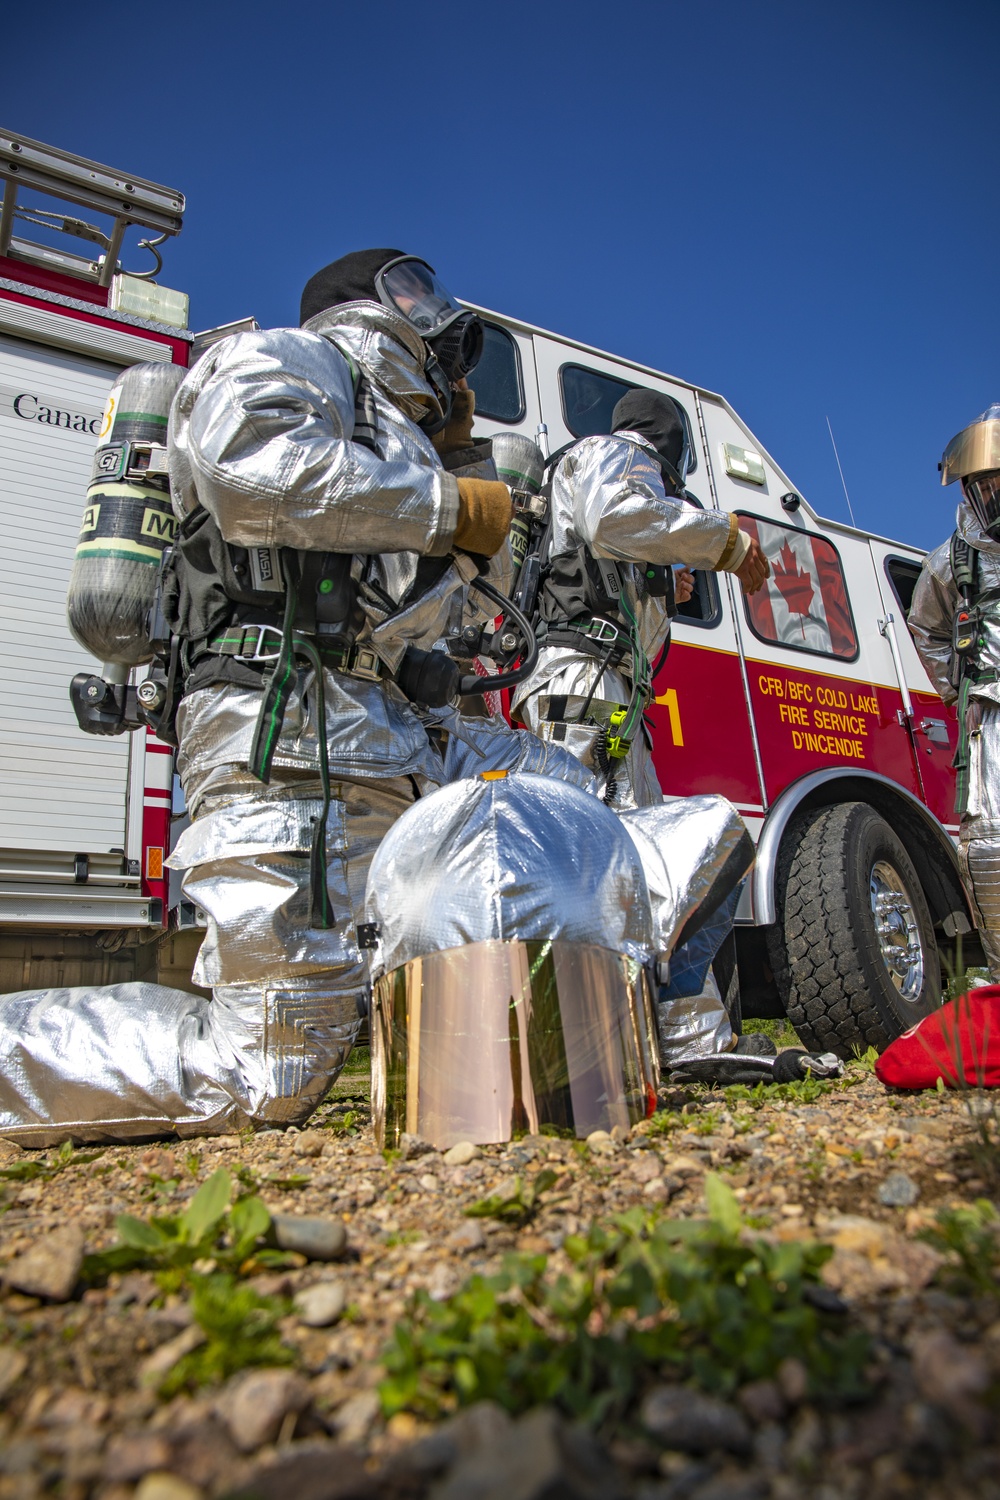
[1,1048,998,1500]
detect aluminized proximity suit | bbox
[909,499,1000,977]
[512,430,734,810]
[0,302,592,1145]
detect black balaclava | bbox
[611,389,685,475]
[300,248,406,325]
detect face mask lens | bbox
[965,473,1000,537]
[379,259,463,335]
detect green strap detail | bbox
[249,557,299,785]
[294,636,334,931]
[953,675,972,819]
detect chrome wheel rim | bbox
[869,859,924,1000]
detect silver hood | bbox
[364,773,654,976]
[303,300,447,431]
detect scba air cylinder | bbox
[491,433,545,579]
[67,362,186,666]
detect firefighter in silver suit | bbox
[0,251,593,1145]
[909,403,1000,979]
[512,389,769,810]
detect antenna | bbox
[825,416,857,529]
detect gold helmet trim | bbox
[941,418,1000,486]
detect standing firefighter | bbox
[909,403,1000,980]
[0,249,593,1144]
[511,388,769,810]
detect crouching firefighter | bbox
[510,388,770,811]
[0,249,594,1146]
[909,402,1000,981]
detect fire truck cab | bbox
[466,308,974,1056]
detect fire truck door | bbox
[868,539,958,829]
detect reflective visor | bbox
[941,418,1000,485]
[375,256,465,337]
[371,939,660,1151]
[964,472,1000,539]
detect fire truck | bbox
[0,130,975,1056]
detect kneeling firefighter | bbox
[909,402,1000,980]
[0,249,594,1146]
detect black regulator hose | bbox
[457,575,540,697]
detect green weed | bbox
[919,1200,1000,1299]
[721,1076,833,1110]
[381,1175,869,1429]
[0,1140,104,1183]
[849,1046,879,1073]
[463,1170,560,1229]
[743,1017,801,1049]
[81,1167,288,1290]
[160,1273,294,1396]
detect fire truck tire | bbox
[766,800,940,1057]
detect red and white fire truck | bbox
[0,130,974,1053]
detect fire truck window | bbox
[558,365,697,473]
[675,569,721,628]
[736,514,859,661]
[884,556,922,619]
[469,323,525,423]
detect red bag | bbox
[875,986,1000,1090]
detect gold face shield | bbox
[941,418,1000,486]
[371,939,660,1151]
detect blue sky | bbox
[7,0,998,551]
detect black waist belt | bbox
[203,624,386,682]
[546,619,629,669]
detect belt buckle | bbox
[250,625,284,662]
[589,619,619,646]
[348,645,382,682]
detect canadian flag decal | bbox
[740,517,857,658]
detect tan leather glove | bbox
[454,477,513,557]
[432,388,477,458]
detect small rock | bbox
[434,1405,625,1500]
[776,1358,809,1406]
[427,1262,460,1302]
[0,1347,28,1400]
[737,1379,786,1424]
[140,1326,207,1389]
[642,1178,673,1203]
[447,1221,486,1252]
[234,1441,373,1500]
[586,1130,617,1156]
[897,1115,951,1138]
[293,1131,326,1158]
[134,1475,203,1500]
[629,1154,662,1183]
[332,1389,381,1446]
[911,1330,990,1433]
[294,1281,347,1328]
[400,1133,434,1160]
[3,1224,84,1302]
[877,1171,920,1208]
[271,1213,347,1261]
[640,1386,751,1455]
[611,1125,629,1143]
[220,1368,311,1452]
[419,1173,441,1192]
[103,1434,174,1484]
[443,1141,481,1167]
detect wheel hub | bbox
[869,859,924,1000]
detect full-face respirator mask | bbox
[374,255,483,433]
